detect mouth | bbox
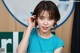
[42,27,49,30]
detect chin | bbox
[41,28,50,33]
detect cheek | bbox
[49,21,55,26]
[37,19,42,25]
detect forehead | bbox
[39,10,50,17]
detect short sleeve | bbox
[55,38,64,50]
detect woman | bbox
[17,1,64,53]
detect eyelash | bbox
[40,17,43,19]
[48,18,52,20]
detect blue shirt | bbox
[27,28,64,53]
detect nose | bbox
[43,20,48,25]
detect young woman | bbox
[17,1,64,53]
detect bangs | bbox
[48,9,55,19]
[37,9,55,20]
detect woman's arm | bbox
[16,15,36,53]
[17,27,32,53]
[54,47,63,53]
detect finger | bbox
[31,15,36,22]
[31,15,36,18]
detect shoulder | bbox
[30,28,36,35]
[53,35,64,49]
[28,28,37,43]
[54,35,64,43]
[29,28,37,39]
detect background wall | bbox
[0,0,74,53]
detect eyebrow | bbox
[39,15,47,19]
[39,15,44,17]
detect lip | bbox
[42,27,49,30]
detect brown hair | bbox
[32,1,60,27]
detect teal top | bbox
[27,28,64,53]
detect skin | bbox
[17,10,63,53]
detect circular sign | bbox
[2,0,74,29]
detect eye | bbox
[48,18,53,20]
[39,16,44,20]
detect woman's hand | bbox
[27,15,36,29]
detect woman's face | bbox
[37,11,55,33]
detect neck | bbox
[38,29,52,38]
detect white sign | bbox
[2,0,74,29]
